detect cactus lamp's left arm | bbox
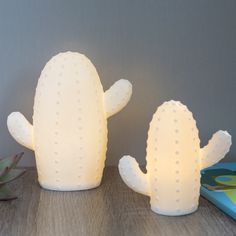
[104,79,132,118]
[7,112,34,150]
[118,155,150,196]
[200,130,232,170]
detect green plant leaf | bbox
[0,152,24,172]
[0,185,17,201]
[0,169,26,186]
[0,167,9,178]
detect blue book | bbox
[201,163,236,220]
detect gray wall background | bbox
[0,0,235,166]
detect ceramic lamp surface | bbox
[119,100,232,216]
[8,51,132,191]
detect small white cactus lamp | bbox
[7,51,132,191]
[119,100,232,216]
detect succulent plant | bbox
[119,100,232,216]
[0,152,26,200]
[7,51,132,191]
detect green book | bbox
[201,163,236,220]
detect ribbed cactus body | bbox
[119,100,231,216]
[146,101,200,215]
[33,52,107,190]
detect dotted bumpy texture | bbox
[33,52,108,190]
[147,101,200,215]
[119,100,232,216]
[7,112,34,150]
[119,156,149,195]
[200,130,232,169]
[8,51,132,191]
[104,79,132,118]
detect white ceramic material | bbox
[8,51,132,191]
[119,100,231,216]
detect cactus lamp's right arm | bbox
[104,79,132,118]
[118,155,150,196]
[7,112,34,150]
[200,130,232,169]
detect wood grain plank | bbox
[0,167,235,236]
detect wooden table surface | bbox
[0,167,235,236]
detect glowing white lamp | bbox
[7,51,132,191]
[119,100,231,216]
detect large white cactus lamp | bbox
[119,100,232,216]
[7,51,132,191]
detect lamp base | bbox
[151,205,198,216]
[39,181,101,191]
